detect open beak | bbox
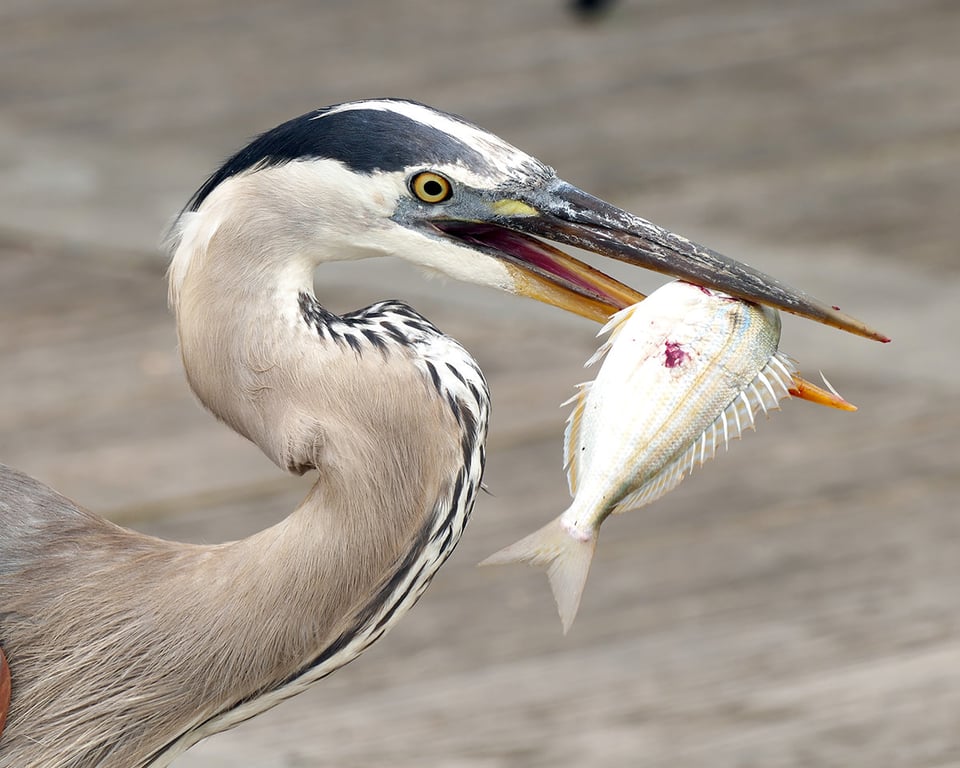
[434,178,888,343]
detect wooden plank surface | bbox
[1,0,959,765]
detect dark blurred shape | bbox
[570,0,617,19]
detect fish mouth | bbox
[436,178,889,342]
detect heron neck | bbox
[158,203,483,756]
[151,333,467,759]
[170,212,318,464]
[169,225,469,654]
[195,471,437,687]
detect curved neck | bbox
[115,176,496,767]
[170,207,318,468]
[150,205,490,761]
[2,297,481,768]
[167,218,472,629]
[3,172,492,767]
[152,464,455,763]
[0,454,463,768]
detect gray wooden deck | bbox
[1,0,959,765]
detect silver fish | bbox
[482,280,854,632]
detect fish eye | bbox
[410,172,453,204]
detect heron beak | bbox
[471,179,888,342]
[432,217,647,324]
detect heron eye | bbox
[410,172,453,204]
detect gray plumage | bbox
[0,309,488,766]
[1,101,493,767]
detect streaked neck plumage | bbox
[155,167,493,759]
[0,165,490,768]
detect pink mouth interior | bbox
[434,221,604,298]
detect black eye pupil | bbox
[423,179,443,197]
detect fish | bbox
[481,280,855,633]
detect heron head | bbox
[174,99,886,341]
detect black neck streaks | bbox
[284,290,490,706]
[296,293,490,461]
[297,292,443,354]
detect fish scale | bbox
[482,280,855,633]
[563,282,782,529]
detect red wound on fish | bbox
[663,340,688,368]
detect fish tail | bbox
[480,517,597,634]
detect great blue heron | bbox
[0,99,885,767]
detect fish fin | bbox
[611,460,689,515]
[598,303,639,340]
[586,304,639,368]
[480,517,597,634]
[611,352,799,516]
[562,382,592,496]
[754,352,796,414]
[585,341,612,369]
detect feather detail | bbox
[0,645,10,741]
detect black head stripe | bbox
[185,102,489,212]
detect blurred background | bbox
[1,0,958,765]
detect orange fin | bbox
[789,373,857,411]
[0,644,10,741]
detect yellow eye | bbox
[410,172,453,204]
